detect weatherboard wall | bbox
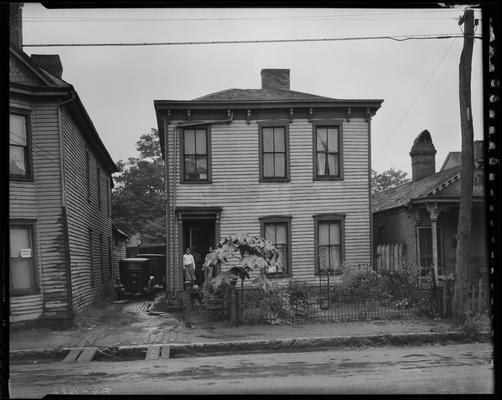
[164,117,371,292]
[9,96,69,321]
[62,108,115,313]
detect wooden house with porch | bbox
[372,130,488,304]
[154,69,383,294]
[9,4,118,325]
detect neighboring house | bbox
[154,69,383,294]
[9,4,118,324]
[112,226,130,280]
[372,130,487,285]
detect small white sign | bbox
[20,248,32,258]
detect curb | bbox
[10,331,492,362]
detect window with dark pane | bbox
[183,128,208,181]
[97,167,101,210]
[86,151,91,202]
[9,225,37,294]
[316,126,340,177]
[99,233,104,283]
[264,222,288,274]
[417,226,443,276]
[89,229,95,287]
[10,113,29,177]
[262,127,286,178]
[317,221,342,274]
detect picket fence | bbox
[375,243,407,272]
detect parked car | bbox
[118,258,156,299]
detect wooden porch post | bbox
[426,203,440,286]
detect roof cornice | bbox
[154,99,384,111]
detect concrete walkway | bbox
[9,298,465,352]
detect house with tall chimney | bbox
[9,3,118,325]
[154,69,383,294]
[372,130,487,288]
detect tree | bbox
[203,233,283,313]
[453,9,475,325]
[112,129,166,244]
[371,168,410,194]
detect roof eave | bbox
[154,99,384,111]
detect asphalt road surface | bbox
[9,343,493,397]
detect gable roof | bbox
[372,166,462,213]
[440,151,462,171]
[10,47,118,173]
[193,88,336,102]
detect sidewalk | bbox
[10,298,473,353]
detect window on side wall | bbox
[99,233,104,283]
[9,112,31,179]
[313,122,343,180]
[9,223,38,295]
[259,122,289,182]
[97,167,101,210]
[89,228,95,287]
[86,151,91,203]
[314,214,345,275]
[182,127,210,182]
[260,216,291,277]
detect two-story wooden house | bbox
[154,69,383,294]
[9,3,118,325]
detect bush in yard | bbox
[339,263,382,302]
[285,280,312,321]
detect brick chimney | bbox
[31,54,64,79]
[10,3,23,49]
[409,130,436,182]
[261,69,290,90]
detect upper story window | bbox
[182,127,211,183]
[86,150,91,203]
[260,216,292,277]
[314,214,345,275]
[97,167,102,210]
[259,122,289,182]
[10,112,31,179]
[313,121,343,180]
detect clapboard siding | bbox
[62,109,114,313]
[31,101,69,312]
[165,117,371,291]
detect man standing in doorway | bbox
[183,248,196,289]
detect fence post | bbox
[229,285,238,325]
[478,278,482,311]
[183,289,192,327]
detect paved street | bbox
[9,343,493,396]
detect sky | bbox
[21,5,485,177]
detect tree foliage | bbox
[112,129,166,244]
[203,233,283,294]
[371,168,410,194]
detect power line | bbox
[23,33,481,48]
[374,38,458,159]
[22,8,482,22]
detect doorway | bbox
[183,220,215,286]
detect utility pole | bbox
[453,9,475,325]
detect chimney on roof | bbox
[261,69,290,90]
[30,54,64,79]
[473,140,483,160]
[10,3,23,49]
[409,130,436,182]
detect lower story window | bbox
[314,215,344,275]
[417,226,443,277]
[261,217,291,276]
[9,223,37,295]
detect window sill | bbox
[313,176,344,181]
[9,176,34,182]
[260,178,290,183]
[180,180,212,184]
[11,289,40,297]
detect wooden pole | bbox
[453,9,475,325]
